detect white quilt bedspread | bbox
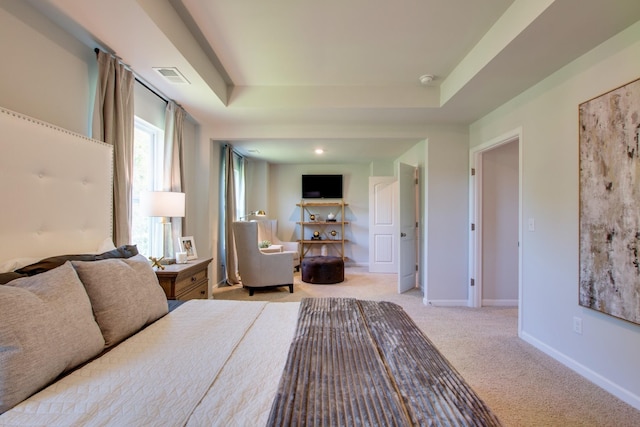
[0,300,300,427]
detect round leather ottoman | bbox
[301,256,344,284]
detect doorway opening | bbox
[368,163,419,294]
[468,129,522,328]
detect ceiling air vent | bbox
[153,67,190,84]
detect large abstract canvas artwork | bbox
[579,77,640,325]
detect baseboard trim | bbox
[482,299,518,307]
[346,262,368,268]
[423,298,468,307]
[520,331,640,411]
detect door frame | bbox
[468,128,523,325]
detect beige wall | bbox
[0,1,95,135]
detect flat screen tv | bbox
[302,174,343,199]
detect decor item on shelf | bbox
[149,256,165,269]
[297,200,348,262]
[175,251,188,264]
[179,236,198,260]
[330,230,338,239]
[259,240,272,249]
[239,210,266,221]
[140,191,185,264]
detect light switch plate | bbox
[528,217,535,232]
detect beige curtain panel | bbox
[224,144,240,285]
[164,101,186,245]
[92,50,134,246]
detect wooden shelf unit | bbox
[296,200,348,260]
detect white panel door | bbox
[368,177,398,273]
[398,163,417,293]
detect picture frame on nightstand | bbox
[179,236,198,259]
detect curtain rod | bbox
[135,78,169,104]
[94,48,169,104]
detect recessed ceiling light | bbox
[315,149,324,155]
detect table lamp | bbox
[140,191,185,264]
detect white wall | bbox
[396,127,469,304]
[267,163,370,265]
[470,20,640,408]
[370,159,394,177]
[134,81,166,129]
[425,132,470,304]
[246,158,270,215]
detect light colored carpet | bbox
[213,267,640,427]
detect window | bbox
[232,150,246,220]
[131,117,164,257]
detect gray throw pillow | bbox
[72,254,169,347]
[0,262,105,414]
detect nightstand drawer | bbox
[174,269,207,295]
[155,258,212,300]
[177,281,208,300]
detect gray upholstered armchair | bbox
[232,221,294,296]
[254,219,300,271]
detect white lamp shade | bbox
[140,191,185,217]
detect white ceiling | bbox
[32,0,640,164]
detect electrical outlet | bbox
[573,316,583,335]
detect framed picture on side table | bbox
[179,236,198,260]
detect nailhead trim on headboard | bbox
[0,106,114,263]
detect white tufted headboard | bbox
[0,107,113,264]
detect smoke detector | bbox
[153,67,190,84]
[419,74,435,85]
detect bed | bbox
[0,107,501,426]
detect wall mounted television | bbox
[301,174,343,199]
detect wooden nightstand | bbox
[154,257,212,300]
